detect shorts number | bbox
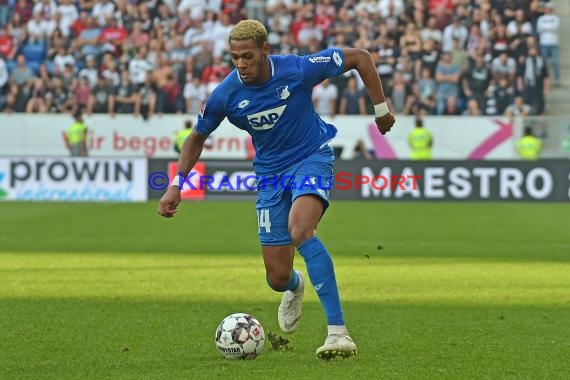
[257,209,271,233]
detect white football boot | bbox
[316,334,358,360]
[278,270,305,333]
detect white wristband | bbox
[374,102,389,118]
[171,175,182,188]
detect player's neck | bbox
[250,57,272,86]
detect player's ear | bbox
[262,41,270,55]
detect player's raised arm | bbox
[341,48,395,135]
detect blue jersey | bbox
[195,48,346,175]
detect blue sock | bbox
[266,269,299,292]
[298,236,345,325]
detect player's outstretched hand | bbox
[376,112,395,135]
[158,187,181,218]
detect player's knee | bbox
[266,270,291,291]
[289,224,315,247]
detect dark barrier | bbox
[148,159,570,202]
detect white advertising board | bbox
[0,114,516,160]
[0,157,148,202]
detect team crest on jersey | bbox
[276,85,290,100]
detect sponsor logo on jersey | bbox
[247,105,287,130]
[276,85,290,100]
[308,56,331,64]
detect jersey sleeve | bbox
[194,87,227,137]
[299,48,346,86]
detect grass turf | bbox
[0,201,569,379]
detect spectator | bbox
[449,37,469,73]
[518,46,549,115]
[536,3,559,87]
[462,56,490,112]
[463,98,482,116]
[504,95,531,118]
[53,47,75,76]
[27,11,56,43]
[0,0,562,118]
[313,78,338,117]
[92,0,115,27]
[388,72,414,115]
[129,46,154,89]
[57,0,79,37]
[136,72,157,120]
[6,13,27,47]
[205,72,221,96]
[11,54,34,87]
[421,17,443,45]
[72,76,92,112]
[74,16,102,57]
[297,14,323,50]
[101,58,120,88]
[379,0,405,18]
[33,0,58,20]
[415,66,437,114]
[45,77,73,113]
[0,26,17,61]
[435,52,460,115]
[78,54,98,88]
[158,72,181,114]
[114,70,139,116]
[183,76,207,115]
[339,76,365,115]
[99,16,128,56]
[88,75,115,115]
[441,15,467,52]
[400,23,422,61]
[126,20,150,51]
[493,78,514,116]
[14,0,33,24]
[491,51,517,85]
[418,38,440,78]
[507,9,533,39]
[26,77,49,113]
[332,7,357,45]
[466,23,486,60]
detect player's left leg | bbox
[288,146,357,359]
[289,195,357,359]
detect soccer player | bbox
[158,20,395,359]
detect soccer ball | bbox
[215,313,265,359]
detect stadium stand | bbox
[0,0,563,117]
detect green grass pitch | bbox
[1,201,569,379]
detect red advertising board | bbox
[168,161,206,200]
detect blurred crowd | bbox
[0,0,561,118]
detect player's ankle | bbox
[327,324,348,336]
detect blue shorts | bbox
[256,146,334,246]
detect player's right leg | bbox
[256,180,305,333]
[262,245,305,333]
